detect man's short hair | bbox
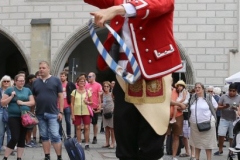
[229,83,238,90]
[39,61,50,67]
[60,71,67,76]
[27,74,36,82]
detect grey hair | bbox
[213,87,222,95]
[207,85,214,90]
[0,75,12,88]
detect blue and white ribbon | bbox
[88,19,141,84]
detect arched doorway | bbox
[52,24,195,85]
[0,26,30,79]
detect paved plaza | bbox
[0,116,237,160]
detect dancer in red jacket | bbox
[84,0,182,159]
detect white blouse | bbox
[189,96,218,123]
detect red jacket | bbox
[84,0,182,79]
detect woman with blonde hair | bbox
[71,75,92,150]
[0,75,12,155]
[101,81,115,149]
[1,74,35,160]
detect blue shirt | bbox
[32,76,62,115]
[4,87,32,117]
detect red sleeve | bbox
[128,0,174,19]
[83,0,114,9]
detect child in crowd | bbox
[170,80,188,124]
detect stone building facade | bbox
[0,0,239,86]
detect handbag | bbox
[87,105,93,117]
[103,112,113,119]
[195,98,211,132]
[13,87,38,128]
[2,107,8,123]
[21,110,39,128]
[85,89,94,117]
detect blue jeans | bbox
[59,107,71,137]
[64,107,71,136]
[37,113,61,143]
[0,108,11,151]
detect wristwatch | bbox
[59,112,63,115]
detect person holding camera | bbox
[214,83,240,157]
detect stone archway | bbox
[52,24,195,85]
[0,25,30,78]
[176,39,196,86]
[51,24,104,76]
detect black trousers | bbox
[113,80,165,160]
[7,117,27,149]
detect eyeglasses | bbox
[3,81,10,83]
[104,86,109,88]
[17,80,25,83]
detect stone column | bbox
[30,19,51,74]
[228,1,240,76]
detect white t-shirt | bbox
[189,96,218,123]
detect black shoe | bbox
[82,139,85,143]
[92,137,97,144]
[85,145,90,150]
[43,157,50,160]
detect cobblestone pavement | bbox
[0,116,236,160]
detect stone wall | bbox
[0,0,239,86]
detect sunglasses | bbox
[208,91,213,93]
[3,81,10,83]
[88,76,92,78]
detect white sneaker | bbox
[172,157,178,160]
[170,119,176,124]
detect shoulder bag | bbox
[85,90,93,117]
[195,97,211,132]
